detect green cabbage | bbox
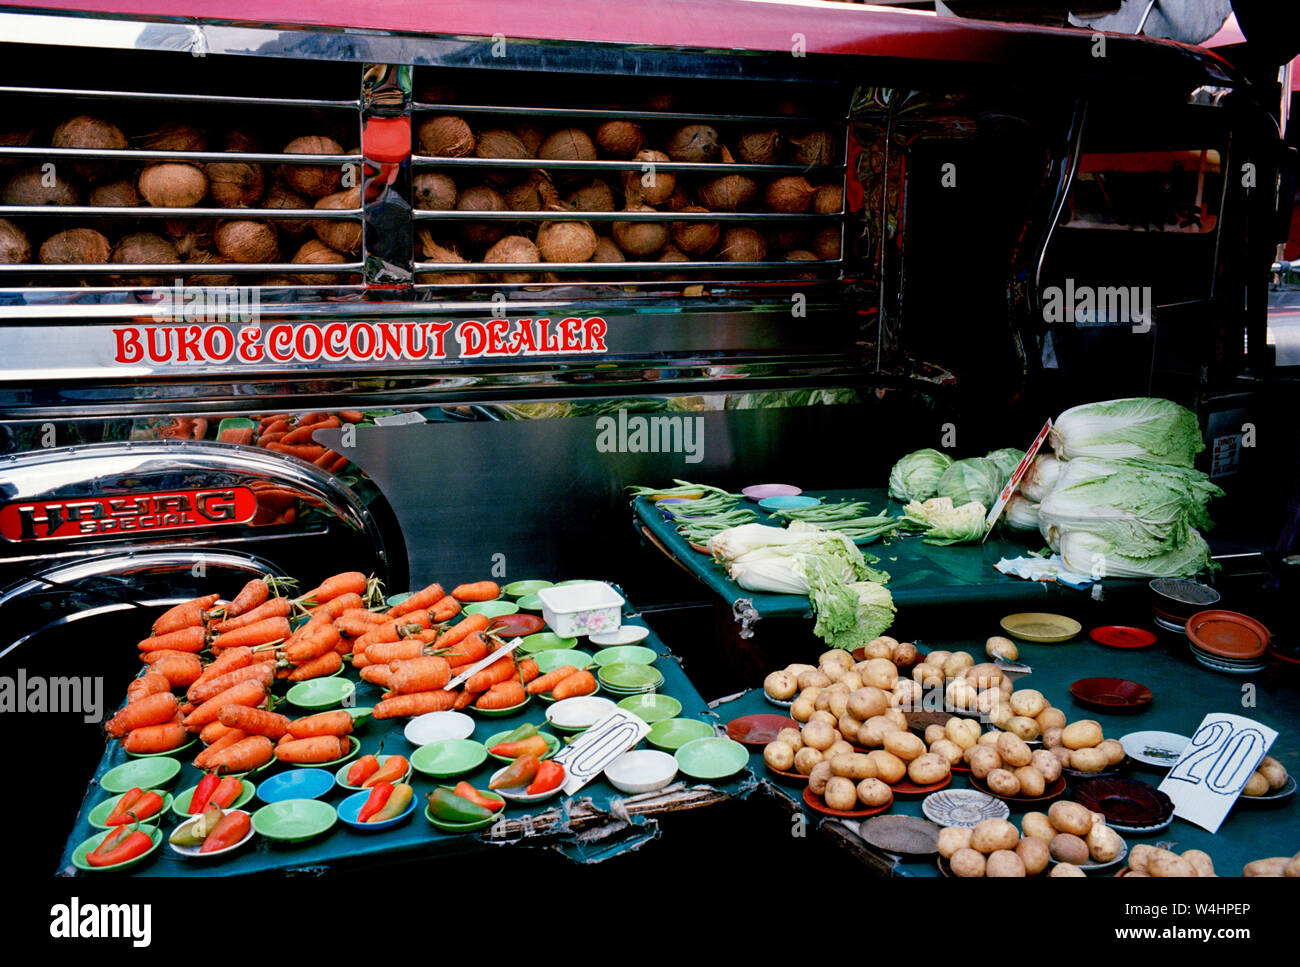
[1018,454,1062,502]
[901,496,988,545]
[935,457,1002,509]
[887,448,953,502]
[1059,529,1215,578]
[1050,397,1204,467]
[1004,494,1040,532]
[985,448,1026,481]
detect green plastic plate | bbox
[484,730,561,762]
[99,757,181,794]
[88,791,174,829]
[411,739,488,778]
[518,632,579,653]
[464,600,519,618]
[617,694,682,723]
[531,649,595,674]
[646,718,716,751]
[674,737,749,780]
[597,662,664,690]
[502,580,553,598]
[171,780,256,818]
[286,677,355,709]
[250,799,337,842]
[593,646,657,667]
[71,826,164,872]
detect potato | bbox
[860,715,898,747]
[793,746,824,775]
[820,648,854,672]
[1098,739,1126,766]
[969,746,1002,780]
[838,672,863,692]
[836,715,862,744]
[946,717,980,749]
[763,741,795,771]
[978,731,1000,746]
[950,847,986,877]
[924,724,947,746]
[1243,772,1270,796]
[942,651,974,678]
[1049,863,1085,877]
[1049,801,1095,837]
[913,663,944,688]
[1050,833,1090,865]
[825,740,854,761]
[798,685,822,703]
[1017,835,1051,875]
[1124,870,1151,877]
[807,760,832,796]
[1257,756,1288,790]
[813,689,833,712]
[830,752,876,780]
[847,686,889,722]
[1042,727,1063,749]
[892,679,922,710]
[1050,746,1072,767]
[862,638,894,661]
[938,826,972,859]
[985,636,1018,661]
[823,776,858,811]
[987,703,1014,730]
[1021,812,1055,841]
[861,658,898,690]
[1286,856,1300,877]
[1036,707,1066,731]
[790,698,814,723]
[929,738,964,766]
[856,777,893,808]
[1007,716,1042,742]
[986,849,1027,878]
[995,733,1032,769]
[1014,765,1046,798]
[867,749,906,784]
[1182,849,1215,878]
[964,662,1003,690]
[800,719,835,752]
[987,768,1021,797]
[975,691,1001,717]
[809,710,838,728]
[1007,688,1045,718]
[1149,850,1196,878]
[926,650,952,669]
[797,669,832,690]
[1030,749,1062,783]
[784,662,817,677]
[1069,747,1109,774]
[775,728,803,751]
[1243,857,1290,877]
[1129,845,1157,873]
[891,641,918,667]
[970,818,1019,854]
[909,753,950,785]
[1061,720,1104,750]
[883,708,908,731]
[1086,823,1123,863]
[883,730,926,762]
[945,680,979,712]
[764,670,798,700]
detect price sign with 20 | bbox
[1159,713,1277,833]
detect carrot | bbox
[150,654,203,688]
[517,658,539,686]
[180,702,196,717]
[265,441,329,461]
[296,571,368,606]
[475,680,527,710]
[199,720,238,745]
[141,649,201,665]
[151,594,220,636]
[281,416,340,445]
[525,666,578,695]
[374,690,458,719]
[194,729,247,769]
[325,453,350,475]
[551,670,597,701]
[431,597,462,621]
[136,625,206,654]
[121,722,188,754]
[192,646,254,687]
[298,412,329,426]
[259,414,291,429]
[209,735,275,774]
[220,578,270,620]
[187,662,274,705]
[218,427,254,445]
[464,657,518,693]
[275,736,347,764]
[183,679,270,730]
[339,410,365,424]
[440,631,489,669]
[360,665,395,687]
[281,625,341,665]
[210,616,290,650]
[287,710,353,739]
[127,672,171,704]
[389,656,451,694]
[386,583,445,619]
[218,705,290,739]
[209,596,291,634]
[337,613,386,638]
[453,690,482,710]
[451,581,500,603]
[106,692,179,738]
[433,613,489,648]
[287,651,343,681]
[361,639,426,666]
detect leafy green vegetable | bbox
[1050,397,1204,467]
[1018,454,1061,502]
[887,448,953,502]
[1004,494,1040,532]
[901,497,988,545]
[935,457,1002,509]
[985,448,1026,481]
[1059,529,1216,578]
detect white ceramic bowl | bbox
[604,750,678,794]
[404,710,474,747]
[546,696,617,732]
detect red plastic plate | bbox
[1090,625,1158,649]
[726,713,798,747]
[802,786,893,818]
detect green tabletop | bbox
[58,620,747,876]
[633,489,1141,622]
[713,630,1298,877]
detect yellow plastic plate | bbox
[999,612,1082,643]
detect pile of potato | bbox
[1242,755,1289,797]
[1124,844,1217,877]
[1241,851,1300,877]
[1023,801,1126,873]
[938,818,1047,878]
[966,726,1064,798]
[1044,718,1127,775]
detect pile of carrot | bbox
[251,410,366,477]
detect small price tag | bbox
[552,710,650,796]
[446,637,520,691]
[983,419,1053,540]
[1157,712,1277,833]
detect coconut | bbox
[718,227,767,263]
[813,184,843,214]
[475,129,529,185]
[736,129,782,165]
[516,122,545,158]
[413,172,458,211]
[417,116,475,158]
[456,185,508,247]
[215,219,279,263]
[591,237,625,263]
[769,227,810,251]
[291,238,349,285]
[813,226,841,260]
[484,235,540,283]
[52,115,127,181]
[595,121,643,158]
[657,244,692,282]
[622,149,675,206]
[110,231,180,286]
[665,124,719,162]
[263,180,312,237]
[665,187,691,212]
[0,126,35,171]
[0,218,30,263]
[168,230,214,261]
[89,179,139,208]
[281,135,345,197]
[223,129,263,153]
[612,205,667,258]
[416,231,483,285]
[537,219,598,263]
[139,163,208,208]
[787,130,836,167]
[698,174,758,212]
[39,228,111,265]
[539,128,597,162]
[141,122,208,153]
[670,206,720,256]
[784,249,819,280]
[312,187,362,254]
[565,179,616,213]
[206,159,265,208]
[765,176,817,213]
[2,167,79,206]
[502,177,542,213]
[183,248,238,287]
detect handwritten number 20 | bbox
[1168,721,1265,794]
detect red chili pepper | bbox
[209,777,244,809]
[110,790,164,825]
[200,811,251,853]
[525,760,564,796]
[363,755,409,788]
[347,754,379,787]
[87,825,153,868]
[106,788,144,825]
[189,774,221,814]
[356,781,393,823]
[452,781,504,813]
